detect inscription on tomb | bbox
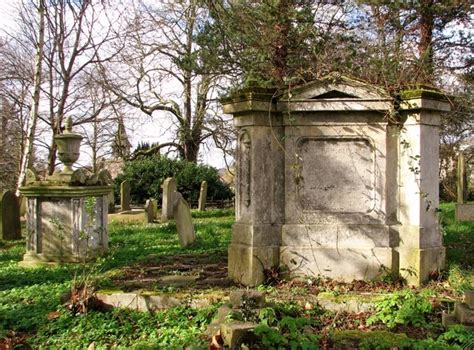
[296,137,375,213]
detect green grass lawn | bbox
[0,206,473,349]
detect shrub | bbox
[114,156,233,205]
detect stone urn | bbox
[55,116,83,176]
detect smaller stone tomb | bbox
[120,180,131,211]
[198,181,208,211]
[0,190,22,240]
[161,177,177,222]
[19,118,112,266]
[20,185,111,266]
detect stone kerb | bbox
[161,177,177,222]
[198,181,208,211]
[222,76,450,287]
[0,190,22,240]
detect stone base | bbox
[456,203,474,222]
[398,246,445,286]
[279,246,397,281]
[19,251,99,267]
[228,244,279,286]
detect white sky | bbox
[0,0,231,170]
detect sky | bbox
[0,0,231,170]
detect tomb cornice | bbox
[20,185,113,198]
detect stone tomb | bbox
[222,76,450,286]
[0,190,22,240]
[20,185,111,266]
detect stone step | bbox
[454,303,474,325]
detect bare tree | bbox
[99,0,233,163]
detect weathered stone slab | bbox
[454,303,474,325]
[120,180,131,211]
[198,181,207,211]
[0,190,21,240]
[144,199,154,224]
[161,177,176,222]
[465,290,474,309]
[229,289,265,309]
[220,322,256,350]
[172,192,195,247]
[95,292,181,312]
[456,204,474,222]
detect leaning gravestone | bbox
[198,181,208,211]
[172,192,195,247]
[161,177,177,222]
[144,199,154,224]
[0,190,22,240]
[120,180,131,211]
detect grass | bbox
[0,205,473,349]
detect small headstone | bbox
[161,177,177,222]
[0,190,21,240]
[144,199,154,224]
[151,199,158,219]
[107,190,115,214]
[172,192,195,247]
[198,181,208,211]
[120,180,131,211]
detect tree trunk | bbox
[418,0,435,84]
[16,0,45,195]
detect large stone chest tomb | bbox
[222,76,450,286]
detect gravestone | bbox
[151,199,158,219]
[120,180,131,211]
[161,177,177,222]
[198,181,208,211]
[455,152,474,221]
[144,199,154,224]
[107,190,115,214]
[222,75,450,286]
[0,190,21,240]
[172,192,195,247]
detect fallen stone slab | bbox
[95,292,181,312]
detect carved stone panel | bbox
[296,137,375,213]
[239,130,251,209]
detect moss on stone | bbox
[400,88,448,101]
